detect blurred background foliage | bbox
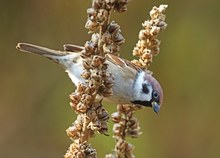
[1,0,220,157]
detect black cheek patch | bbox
[142,84,149,94]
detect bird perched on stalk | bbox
[16,43,163,113]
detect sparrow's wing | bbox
[106,54,141,72]
[63,44,140,70]
[63,44,84,52]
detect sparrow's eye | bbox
[142,84,149,94]
[152,91,159,100]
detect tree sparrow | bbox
[16,43,163,113]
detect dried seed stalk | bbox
[132,4,168,69]
[65,0,127,158]
[106,104,142,158]
[107,4,168,158]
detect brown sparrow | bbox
[16,43,163,113]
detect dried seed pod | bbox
[97,9,109,24]
[150,26,160,35]
[150,39,161,47]
[115,139,126,151]
[140,29,151,40]
[76,84,87,93]
[117,104,131,113]
[108,21,120,34]
[102,32,112,44]
[105,0,116,10]
[132,47,140,56]
[124,143,135,158]
[83,60,92,70]
[91,33,99,45]
[92,0,102,9]
[81,94,92,105]
[150,7,158,19]
[104,81,114,89]
[89,79,97,90]
[142,52,151,60]
[81,53,90,59]
[70,101,77,111]
[66,126,81,139]
[138,30,147,40]
[84,144,97,158]
[151,46,160,55]
[85,19,99,33]
[103,44,111,54]
[102,89,113,97]
[87,109,97,120]
[104,45,116,54]
[105,0,116,4]
[112,32,125,45]
[139,40,148,48]
[142,20,153,29]
[81,48,94,58]
[89,121,101,131]
[111,44,120,55]
[128,117,138,128]
[89,86,97,95]
[85,41,96,53]
[111,112,121,123]
[70,92,81,103]
[81,71,91,79]
[77,102,88,113]
[131,59,142,68]
[105,154,116,158]
[87,8,97,17]
[91,55,105,68]
[114,0,128,13]
[102,63,109,70]
[98,108,109,121]
[127,130,139,138]
[98,122,108,134]
[97,83,106,92]
[158,20,167,29]
[113,123,121,136]
[64,143,82,158]
[92,78,102,88]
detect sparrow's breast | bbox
[65,54,138,105]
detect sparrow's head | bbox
[131,71,163,114]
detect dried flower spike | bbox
[132,4,168,69]
[66,1,129,158]
[109,104,142,158]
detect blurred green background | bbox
[1,0,220,157]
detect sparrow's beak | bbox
[152,102,160,114]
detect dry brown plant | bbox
[64,1,129,158]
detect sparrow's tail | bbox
[16,43,81,68]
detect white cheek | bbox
[140,88,152,101]
[132,71,153,102]
[133,71,145,91]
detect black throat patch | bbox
[131,100,152,107]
